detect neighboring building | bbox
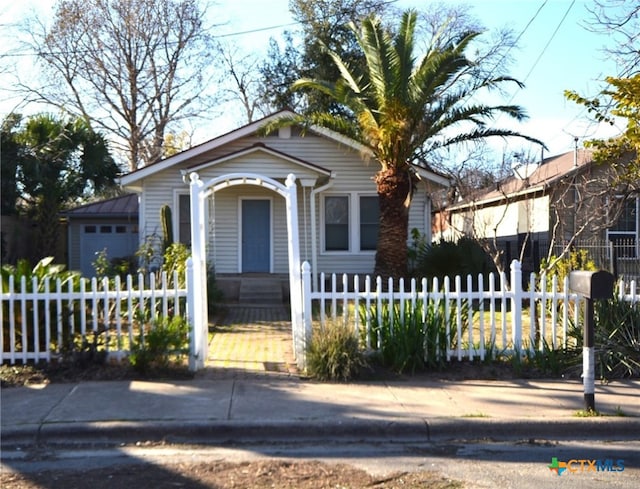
[63,194,139,276]
[436,148,639,277]
[115,111,448,294]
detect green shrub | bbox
[92,248,136,279]
[539,249,597,290]
[563,295,640,380]
[367,302,426,373]
[517,339,578,378]
[411,236,497,284]
[62,331,108,368]
[306,320,368,381]
[136,234,163,275]
[129,315,190,372]
[162,242,190,286]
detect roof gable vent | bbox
[278,126,291,139]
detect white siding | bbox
[133,132,433,275]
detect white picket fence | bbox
[1,268,190,366]
[3,257,638,371]
[301,260,639,362]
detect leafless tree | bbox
[587,0,640,77]
[17,0,221,171]
[217,43,270,124]
[544,156,637,271]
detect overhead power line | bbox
[519,0,576,85]
[487,0,549,78]
[1,21,301,58]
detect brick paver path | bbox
[197,305,299,379]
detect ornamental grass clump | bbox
[129,315,189,373]
[306,320,368,381]
[594,296,640,379]
[364,299,459,374]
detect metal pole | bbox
[583,297,596,412]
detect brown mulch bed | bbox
[1,356,574,388]
[0,361,194,388]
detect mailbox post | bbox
[569,270,614,412]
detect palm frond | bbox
[433,127,545,150]
[393,10,418,102]
[285,9,540,165]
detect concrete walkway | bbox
[198,304,298,379]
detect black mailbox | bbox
[569,270,614,300]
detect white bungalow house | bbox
[117,111,449,301]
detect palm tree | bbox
[12,114,119,259]
[277,10,543,279]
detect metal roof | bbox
[63,193,138,219]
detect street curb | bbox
[2,417,639,448]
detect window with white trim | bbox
[359,195,379,250]
[178,194,191,246]
[324,195,349,251]
[323,194,379,252]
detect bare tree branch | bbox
[17,0,222,171]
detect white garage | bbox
[64,194,139,277]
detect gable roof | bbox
[119,110,366,187]
[185,142,333,177]
[119,109,449,189]
[448,149,594,211]
[63,193,138,219]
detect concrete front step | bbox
[238,278,284,304]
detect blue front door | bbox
[242,199,270,272]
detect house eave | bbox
[186,143,333,178]
[119,110,370,187]
[413,165,451,187]
[448,184,548,212]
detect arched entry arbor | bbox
[187,172,307,370]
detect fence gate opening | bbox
[187,172,304,371]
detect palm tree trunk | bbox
[374,167,411,280]
[35,196,61,260]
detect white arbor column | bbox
[186,171,304,371]
[188,172,208,370]
[284,174,305,367]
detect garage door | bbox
[80,224,138,277]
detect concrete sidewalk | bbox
[2,376,639,447]
[2,305,639,447]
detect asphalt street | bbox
[3,438,638,489]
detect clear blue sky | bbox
[1,0,625,158]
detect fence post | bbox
[186,257,200,372]
[510,260,523,354]
[301,261,313,369]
